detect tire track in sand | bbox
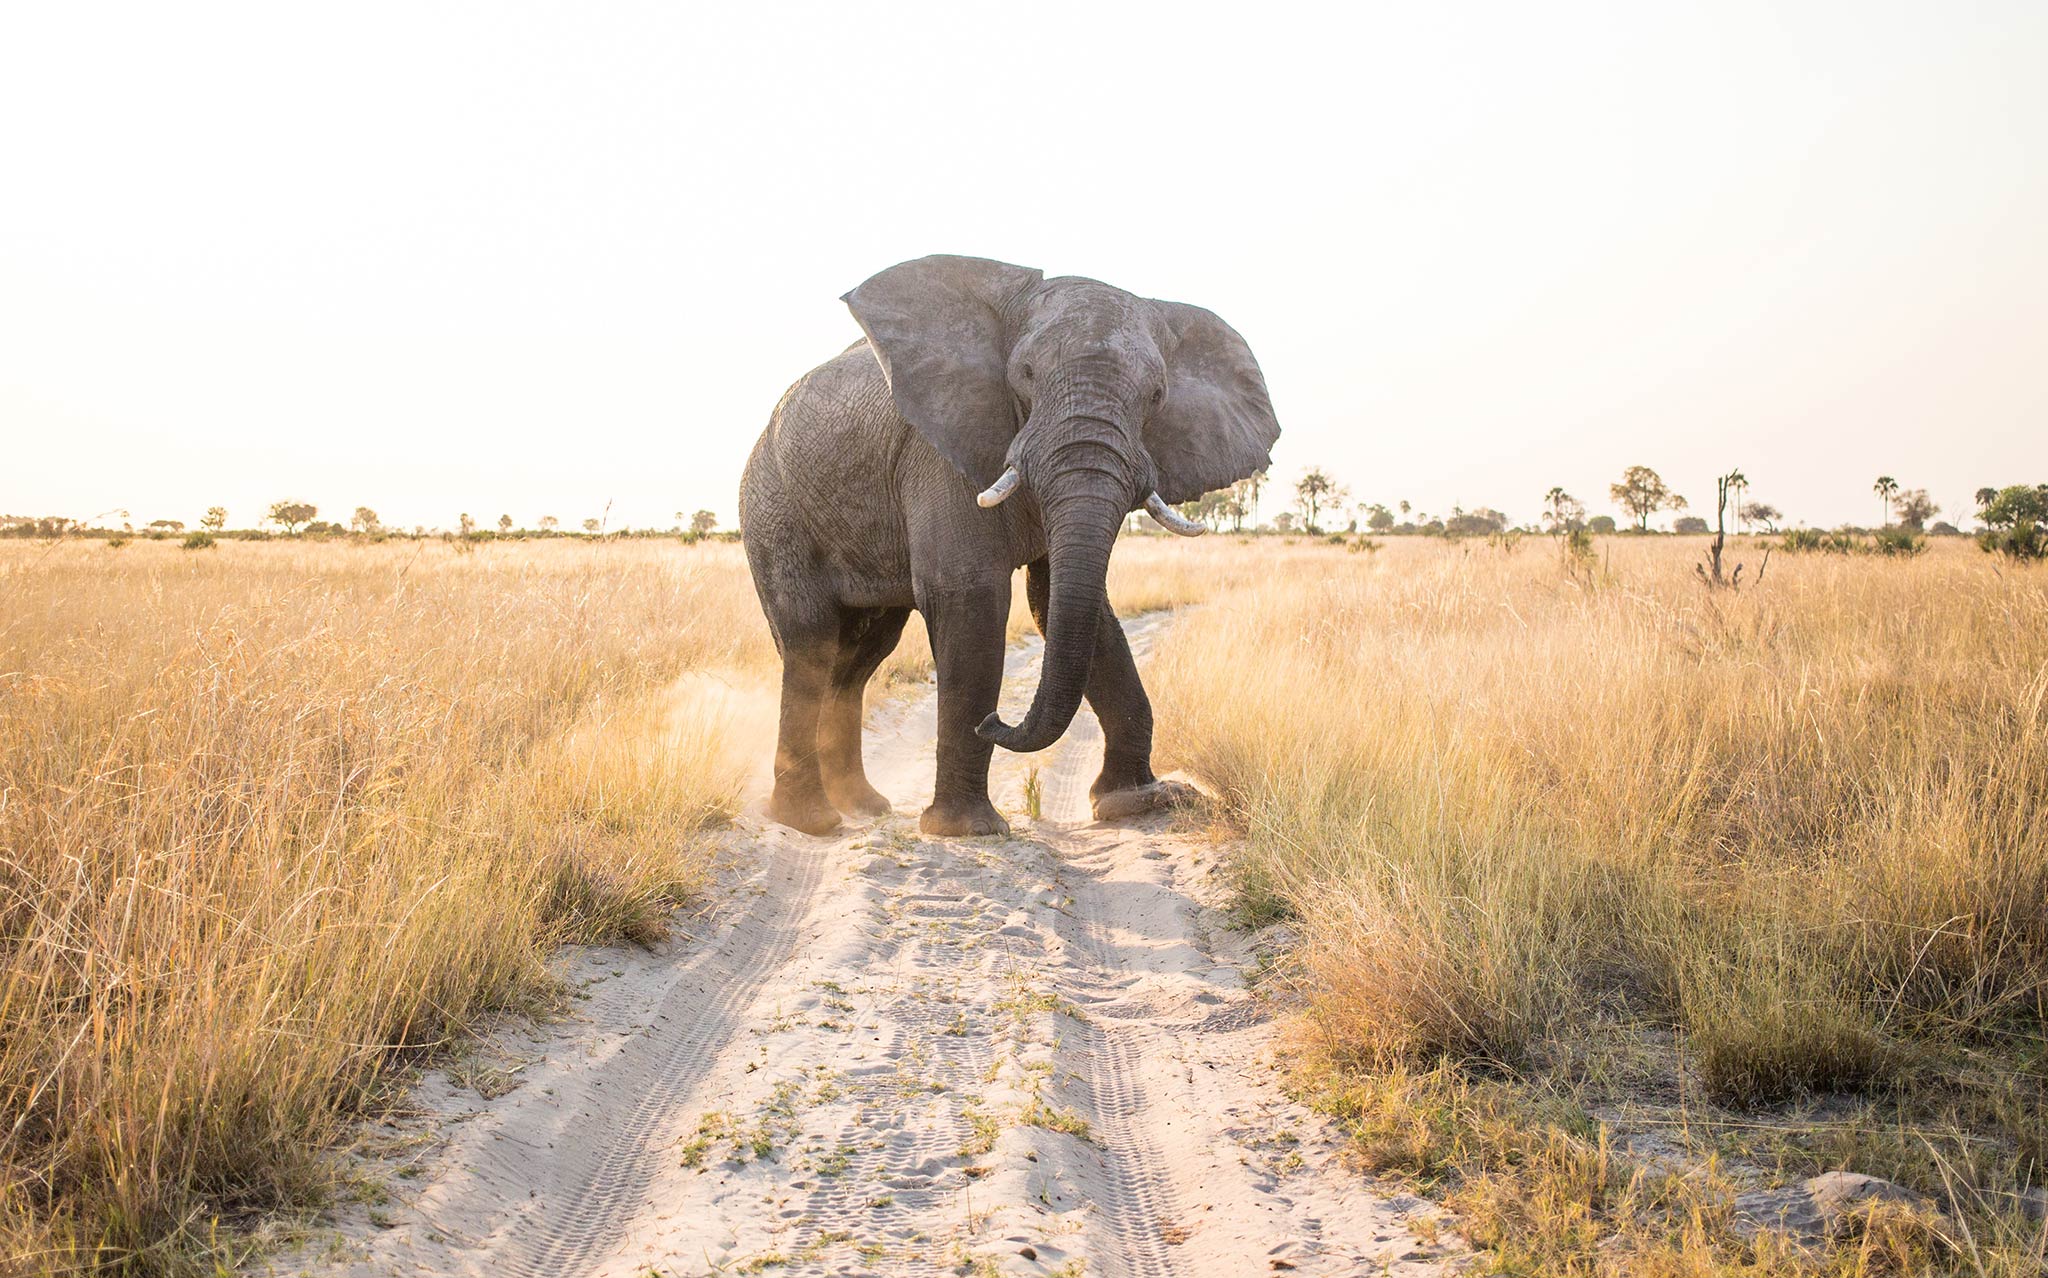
[1014,629,1179,1278]
[984,613,1460,1276]
[500,830,828,1278]
[288,831,826,1278]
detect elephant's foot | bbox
[1090,778,1201,823]
[768,785,842,837]
[920,795,1010,838]
[826,775,893,820]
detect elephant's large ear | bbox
[843,255,1045,488]
[1144,301,1281,504]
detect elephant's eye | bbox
[1151,387,1165,407]
[1021,363,1034,381]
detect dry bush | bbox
[0,539,772,1273]
[1151,535,2048,1270]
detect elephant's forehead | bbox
[1023,280,1154,352]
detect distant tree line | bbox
[0,501,739,545]
[1135,463,2024,552]
[15,474,2040,561]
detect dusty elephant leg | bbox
[768,630,842,837]
[817,606,909,818]
[1023,559,1190,821]
[1082,617,1199,821]
[918,584,1011,837]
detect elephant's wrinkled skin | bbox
[739,255,1279,837]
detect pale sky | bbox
[3,2,2043,533]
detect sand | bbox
[274,614,1459,1277]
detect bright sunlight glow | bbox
[3,1,2043,532]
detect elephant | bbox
[738,255,1279,837]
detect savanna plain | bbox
[2,533,2043,1276]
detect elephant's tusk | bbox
[1146,492,1207,537]
[977,466,1022,508]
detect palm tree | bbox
[1293,467,1344,534]
[1873,475,1899,528]
[1726,469,1748,532]
[1542,486,1573,534]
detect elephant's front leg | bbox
[918,582,1012,837]
[1081,611,1198,819]
[1024,558,1191,821]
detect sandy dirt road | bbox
[283,614,1457,1278]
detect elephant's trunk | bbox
[975,466,1124,754]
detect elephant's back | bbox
[742,341,915,590]
[758,340,910,490]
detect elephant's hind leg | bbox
[768,626,843,838]
[818,606,909,819]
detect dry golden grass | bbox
[1149,534,2048,1274]
[0,538,776,1273]
[24,526,2038,1274]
